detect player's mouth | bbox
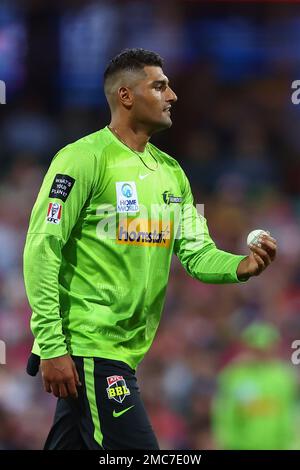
[163,105,172,114]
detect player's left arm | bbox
[174,170,276,283]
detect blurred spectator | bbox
[212,322,299,449]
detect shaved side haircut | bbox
[104,48,164,110]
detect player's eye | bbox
[154,83,167,91]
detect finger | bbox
[43,379,51,393]
[66,378,78,399]
[262,234,277,244]
[260,233,277,245]
[250,244,271,266]
[72,362,81,386]
[252,252,265,274]
[59,383,68,399]
[50,383,60,398]
[259,239,277,260]
[260,239,276,250]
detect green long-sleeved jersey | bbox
[23,126,247,369]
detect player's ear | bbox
[118,86,134,109]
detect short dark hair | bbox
[104,48,164,84]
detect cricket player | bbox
[23,48,277,449]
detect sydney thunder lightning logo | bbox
[162,191,182,205]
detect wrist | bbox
[236,257,251,281]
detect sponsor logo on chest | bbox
[116,181,139,213]
[117,218,172,248]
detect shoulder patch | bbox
[49,174,75,202]
[46,202,62,224]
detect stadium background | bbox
[1,0,300,449]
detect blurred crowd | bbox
[1,0,300,450]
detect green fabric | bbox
[212,360,297,449]
[24,126,247,366]
[241,322,280,350]
[83,358,103,447]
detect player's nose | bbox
[166,87,177,103]
[170,88,177,103]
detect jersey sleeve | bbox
[173,170,247,284]
[23,144,97,359]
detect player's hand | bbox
[41,354,81,399]
[237,233,277,280]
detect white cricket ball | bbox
[247,229,269,247]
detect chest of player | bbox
[89,154,183,249]
[98,162,183,215]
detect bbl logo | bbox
[106,375,130,403]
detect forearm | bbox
[23,233,68,359]
[185,246,248,284]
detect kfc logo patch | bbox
[46,202,62,224]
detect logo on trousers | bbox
[113,405,135,418]
[106,375,131,403]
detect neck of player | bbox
[109,120,150,152]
